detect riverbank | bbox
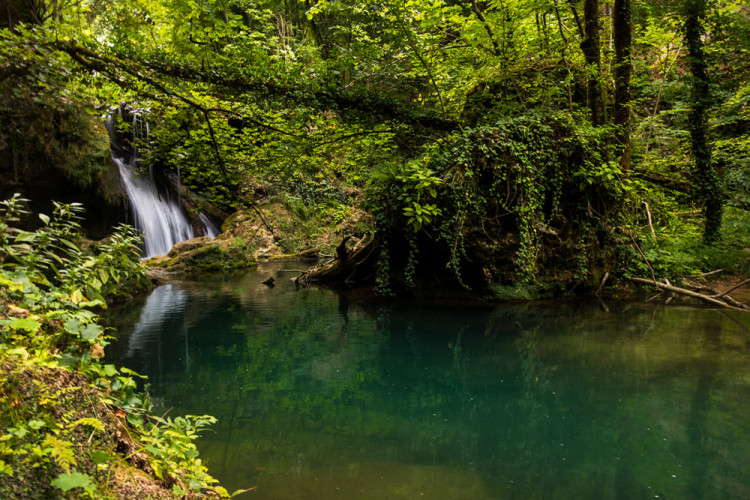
[0,281,236,498]
[0,200,237,498]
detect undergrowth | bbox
[626,201,750,282]
[0,195,239,498]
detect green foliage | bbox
[0,197,229,498]
[0,0,748,297]
[377,158,443,233]
[627,207,750,280]
[135,413,221,492]
[51,472,95,494]
[0,194,148,302]
[371,112,625,290]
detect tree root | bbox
[296,234,379,286]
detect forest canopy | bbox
[1,0,749,293]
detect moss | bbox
[0,361,173,499]
[145,237,258,272]
[488,282,569,301]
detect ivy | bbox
[370,111,624,289]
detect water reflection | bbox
[105,264,750,499]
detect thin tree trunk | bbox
[683,0,723,243]
[581,0,604,125]
[613,0,631,169]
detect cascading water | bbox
[199,214,219,238]
[105,110,216,258]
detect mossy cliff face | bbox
[348,114,623,298]
[0,96,125,238]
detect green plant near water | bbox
[0,194,149,303]
[0,196,236,498]
[371,112,627,290]
[626,206,750,281]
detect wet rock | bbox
[143,236,257,272]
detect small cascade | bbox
[199,214,220,238]
[106,110,203,258]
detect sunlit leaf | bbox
[51,472,92,492]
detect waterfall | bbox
[199,214,220,238]
[105,111,200,258]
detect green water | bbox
[105,262,750,499]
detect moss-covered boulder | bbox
[0,93,126,238]
[143,236,257,272]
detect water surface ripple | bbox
[105,263,750,499]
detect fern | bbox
[68,417,105,433]
[42,435,76,472]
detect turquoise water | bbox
[105,263,750,499]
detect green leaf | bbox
[14,232,37,243]
[127,414,144,428]
[70,417,105,432]
[80,323,102,340]
[43,435,76,472]
[63,318,81,333]
[58,239,80,251]
[69,289,84,303]
[5,317,41,333]
[0,459,13,477]
[102,364,118,377]
[145,444,163,456]
[91,450,114,464]
[28,419,46,430]
[51,472,93,492]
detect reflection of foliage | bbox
[514,328,554,453]
[109,284,750,497]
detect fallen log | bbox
[630,277,749,311]
[681,279,750,310]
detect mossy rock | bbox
[487,282,570,301]
[143,237,258,271]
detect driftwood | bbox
[682,278,750,309]
[594,271,609,297]
[630,277,749,311]
[690,268,726,278]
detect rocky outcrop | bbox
[0,99,126,238]
[143,236,257,272]
[142,198,374,272]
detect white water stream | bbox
[106,112,217,258]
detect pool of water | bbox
[104,262,750,499]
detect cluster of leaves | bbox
[0,194,148,304]
[0,197,236,497]
[372,112,627,291]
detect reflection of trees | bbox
[162,281,387,485]
[509,327,558,468]
[106,282,750,498]
[686,315,720,500]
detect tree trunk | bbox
[683,0,723,243]
[581,0,604,125]
[613,0,631,170]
